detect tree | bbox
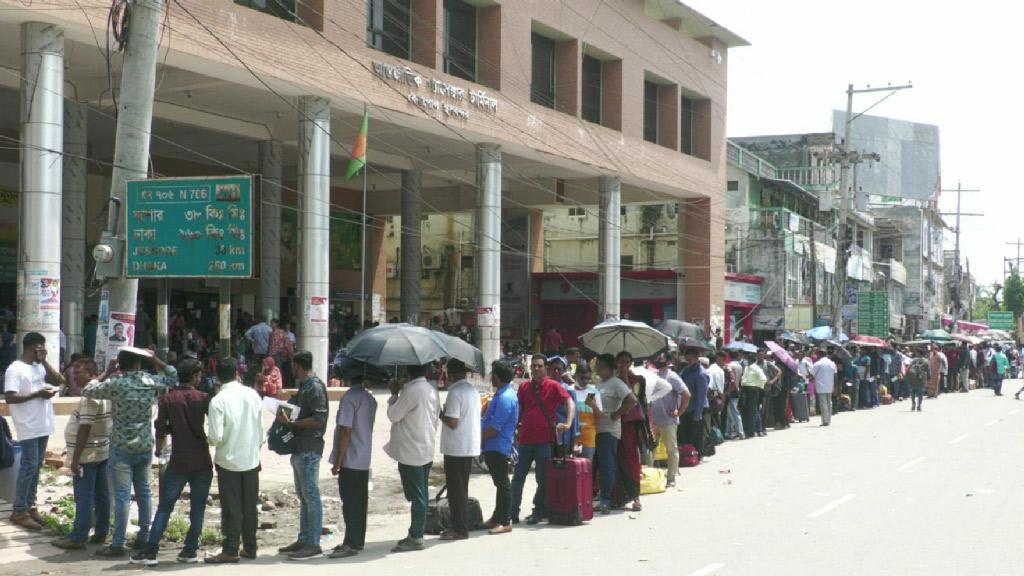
[1003,271,1024,321]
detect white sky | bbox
[686,0,1013,286]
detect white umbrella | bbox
[630,365,673,403]
[580,319,669,359]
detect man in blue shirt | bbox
[480,361,519,535]
[677,348,709,457]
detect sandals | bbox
[631,500,643,512]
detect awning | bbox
[955,320,988,333]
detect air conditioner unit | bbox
[422,253,441,270]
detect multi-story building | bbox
[0,0,745,369]
[873,205,946,335]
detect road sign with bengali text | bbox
[125,176,253,278]
[988,311,1014,331]
[856,290,889,337]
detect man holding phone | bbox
[4,332,63,530]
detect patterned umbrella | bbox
[765,340,799,373]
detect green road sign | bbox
[988,311,1015,331]
[856,290,890,337]
[126,176,253,278]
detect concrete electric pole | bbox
[938,182,981,325]
[831,82,912,339]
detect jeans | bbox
[216,465,259,556]
[911,384,925,405]
[483,451,511,525]
[397,462,432,539]
[726,397,744,439]
[13,436,48,514]
[594,433,619,506]
[337,468,369,549]
[511,442,552,519]
[994,374,1004,395]
[816,393,832,425]
[291,451,323,546]
[69,459,110,543]
[443,455,473,536]
[110,447,153,549]
[655,424,679,483]
[146,470,212,554]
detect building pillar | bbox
[259,140,282,323]
[598,176,621,321]
[61,99,85,359]
[476,144,501,371]
[683,197,719,332]
[17,22,63,361]
[297,96,331,379]
[400,170,422,325]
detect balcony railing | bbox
[774,166,836,191]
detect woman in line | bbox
[255,356,282,398]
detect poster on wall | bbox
[330,213,362,270]
[94,288,110,366]
[18,267,61,333]
[104,310,135,367]
[310,296,328,323]
[477,306,498,328]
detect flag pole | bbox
[359,103,368,329]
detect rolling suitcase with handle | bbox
[791,391,810,422]
[545,456,594,525]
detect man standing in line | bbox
[511,355,573,525]
[328,371,377,559]
[993,346,1009,396]
[725,353,745,440]
[590,354,636,514]
[810,350,837,426]
[651,356,689,487]
[384,364,440,552]
[277,351,329,560]
[133,358,213,565]
[205,357,263,564]
[678,348,709,454]
[571,363,600,460]
[3,332,61,530]
[480,361,519,535]
[52,359,110,550]
[739,351,766,438]
[243,316,272,362]
[83,348,176,557]
[439,359,481,541]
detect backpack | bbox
[0,416,15,470]
[680,444,700,467]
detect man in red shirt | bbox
[543,328,563,357]
[510,354,575,525]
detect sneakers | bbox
[203,552,240,564]
[328,544,359,559]
[287,545,323,561]
[595,503,611,515]
[177,550,200,564]
[51,537,86,550]
[129,552,158,567]
[9,512,42,531]
[487,525,512,535]
[94,545,126,558]
[390,537,424,553]
[277,541,303,554]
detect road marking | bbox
[985,419,999,427]
[949,434,970,444]
[898,456,926,472]
[807,494,856,518]
[687,563,725,576]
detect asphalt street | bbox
[9,384,1024,576]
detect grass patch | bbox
[200,527,222,546]
[161,516,191,542]
[42,494,75,537]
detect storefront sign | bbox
[539,277,676,302]
[373,60,499,120]
[725,280,762,305]
[857,290,889,337]
[125,176,253,278]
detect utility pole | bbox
[938,182,981,327]
[831,82,912,339]
[97,0,163,352]
[1006,238,1024,275]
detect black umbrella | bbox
[655,319,707,341]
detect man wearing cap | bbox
[83,347,177,557]
[439,359,481,541]
[651,355,689,487]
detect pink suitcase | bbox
[545,457,594,525]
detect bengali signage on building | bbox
[126,176,253,278]
[857,290,889,337]
[725,280,762,305]
[372,61,499,121]
[988,310,1014,331]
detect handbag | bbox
[425,484,484,535]
[267,393,299,455]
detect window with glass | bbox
[531,32,556,108]
[367,0,411,59]
[643,80,659,143]
[235,0,296,22]
[581,54,602,124]
[443,0,477,82]
[681,96,694,155]
[786,256,800,303]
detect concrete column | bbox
[17,22,63,361]
[156,280,168,360]
[598,176,621,321]
[476,144,501,371]
[400,170,422,325]
[61,98,85,358]
[297,96,330,379]
[259,140,282,323]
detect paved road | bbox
[8,385,1024,576]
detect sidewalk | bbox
[0,499,61,563]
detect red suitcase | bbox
[545,457,594,525]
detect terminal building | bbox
[0,0,744,373]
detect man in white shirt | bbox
[205,357,263,564]
[439,360,481,541]
[810,351,837,427]
[4,332,61,530]
[385,364,440,552]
